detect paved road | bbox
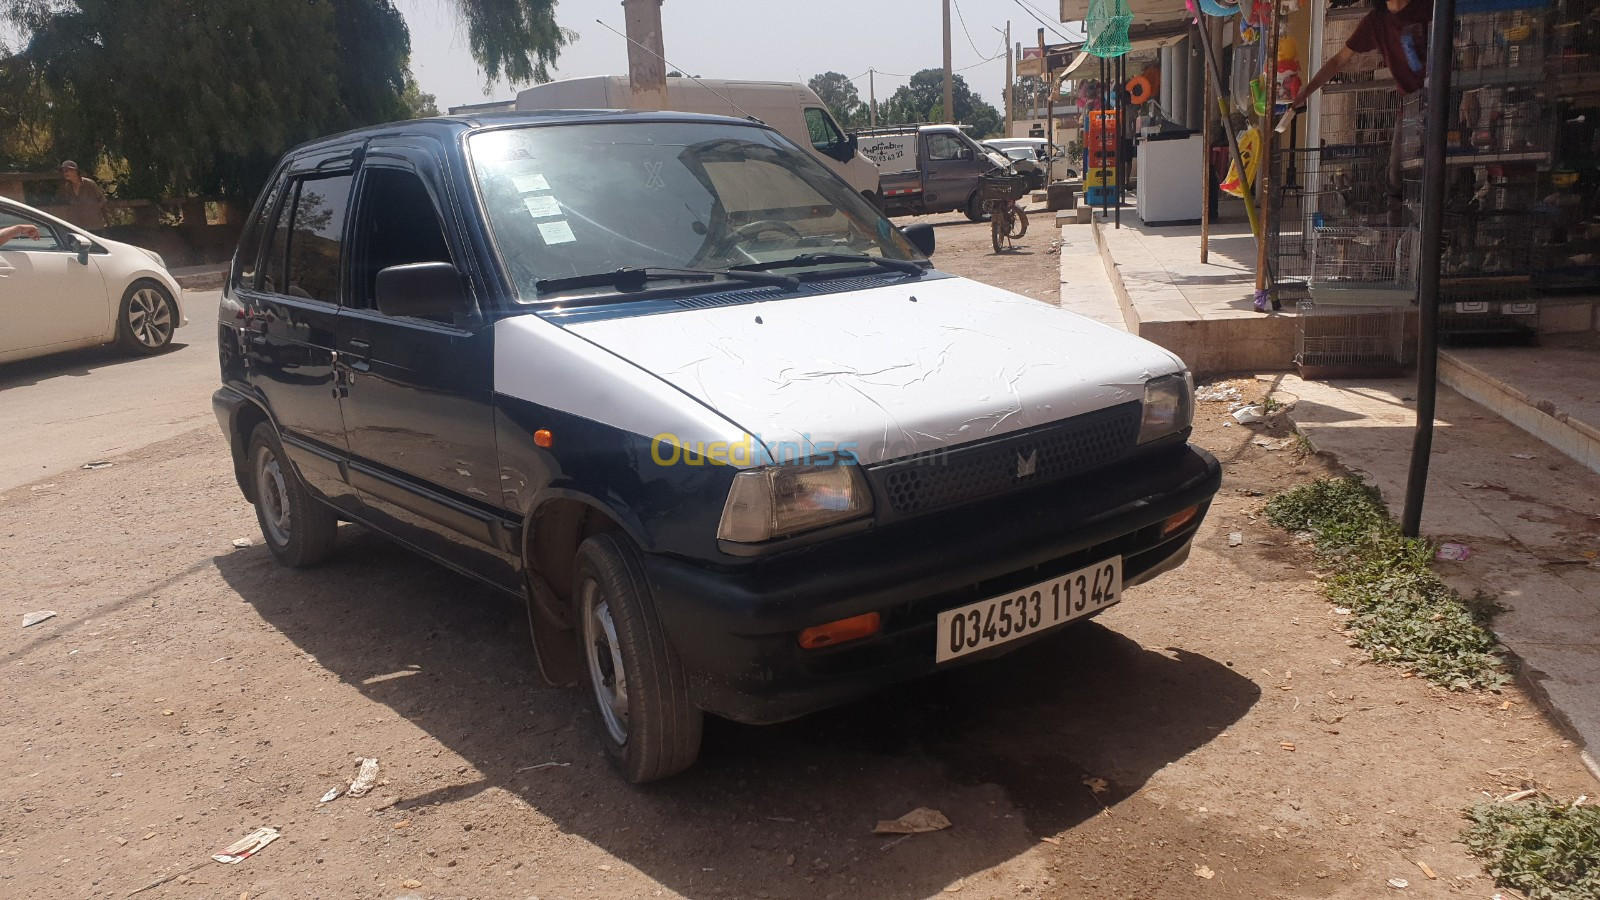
[0,290,219,491]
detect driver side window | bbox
[0,210,63,252]
[927,133,965,161]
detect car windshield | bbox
[468,121,923,301]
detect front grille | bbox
[868,402,1142,517]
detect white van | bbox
[514,76,882,201]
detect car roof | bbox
[284,109,772,159]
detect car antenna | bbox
[593,19,760,123]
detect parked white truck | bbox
[513,77,882,202]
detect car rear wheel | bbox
[248,423,338,567]
[963,190,988,223]
[116,282,176,354]
[575,532,702,783]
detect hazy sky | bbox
[394,0,1078,112]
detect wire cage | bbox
[1272,147,1410,291]
[1295,300,1409,378]
[1439,281,1541,346]
[1308,225,1420,305]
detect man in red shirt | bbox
[1293,0,1434,221]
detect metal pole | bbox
[943,0,955,123]
[1116,54,1125,228]
[1004,21,1014,138]
[869,69,878,127]
[1401,0,1457,537]
[1255,0,1282,305]
[1192,12,1262,244]
[1201,26,1215,263]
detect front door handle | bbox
[346,339,371,356]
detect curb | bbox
[173,268,226,291]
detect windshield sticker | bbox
[512,173,550,193]
[643,161,666,191]
[522,194,562,219]
[538,220,577,245]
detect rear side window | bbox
[261,182,296,295]
[351,167,452,312]
[235,178,283,290]
[283,174,354,302]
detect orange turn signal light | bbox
[1162,504,1200,536]
[534,429,554,448]
[798,612,882,650]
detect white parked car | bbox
[0,197,186,364]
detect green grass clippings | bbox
[1464,801,1600,900]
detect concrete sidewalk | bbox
[1274,373,1600,779]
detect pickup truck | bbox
[856,124,1012,221]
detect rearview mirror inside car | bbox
[375,261,469,320]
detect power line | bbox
[951,0,1001,60]
[1010,0,1076,43]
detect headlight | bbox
[1139,372,1194,443]
[717,464,872,543]
[140,247,167,269]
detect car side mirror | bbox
[901,223,936,256]
[375,262,469,320]
[957,146,974,161]
[65,232,91,264]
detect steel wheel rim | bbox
[255,448,292,547]
[128,288,172,348]
[581,579,630,745]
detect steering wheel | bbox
[711,219,804,258]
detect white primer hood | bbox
[564,276,1185,466]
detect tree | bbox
[446,0,571,85]
[1012,75,1050,118]
[401,76,440,119]
[884,69,1004,137]
[807,71,862,129]
[3,0,415,200]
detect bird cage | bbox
[1308,225,1419,305]
[1295,300,1408,379]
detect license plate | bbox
[935,557,1122,663]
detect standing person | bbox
[58,160,109,233]
[1292,0,1433,223]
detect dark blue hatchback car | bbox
[215,110,1221,782]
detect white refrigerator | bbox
[1136,131,1205,226]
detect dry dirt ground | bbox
[2,211,1596,900]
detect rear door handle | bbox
[346,339,371,355]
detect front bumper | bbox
[644,443,1223,724]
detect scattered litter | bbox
[1414,860,1437,880]
[231,538,253,549]
[1387,877,1409,889]
[872,807,952,835]
[1039,836,1062,845]
[1501,788,1539,802]
[22,610,57,628]
[318,787,342,803]
[1231,406,1265,425]
[1228,533,1243,548]
[81,461,114,470]
[212,826,280,864]
[514,761,570,772]
[393,819,411,830]
[1253,438,1294,451]
[1235,488,1264,497]
[1082,776,1108,794]
[1195,865,1215,879]
[401,879,423,889]
[943,881,964,893]
[1510,452,1538,460]
[346,758,380,797]
[1333,607,1352,615]
[1197,385,1242,403]
[1434,542,1472,562]
[1500,700,1513,710]
[1280,742,1297,751]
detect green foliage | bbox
[401,77,441,119]
[3,0,418,201]
[807,71,863,129]
[446,0,570,86]
[882,69,1004,138]
[1264,477,1508,690]
[1463,801,1600,900]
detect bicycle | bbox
[980,168,1030,253]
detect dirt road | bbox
[1,218,1593,899]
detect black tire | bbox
[963,190,988,223]
[247,423,339,567]
[574,532,703,783]
[991,214,1005,253]
[115,281,177,354]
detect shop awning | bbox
[1060,0,1192,25]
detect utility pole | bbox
[942,0,955,123]
[1003,20,1013,137]
[868,69,878,126]
[621,0,667,111]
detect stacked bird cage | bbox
[1309,225,1420,305]
[1295,300,1409,378]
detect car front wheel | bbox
[575,532,703,783]
[247,423,339,567]
[116,281,177,354]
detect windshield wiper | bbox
[731,253,928,277]
[535,266,798,295]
